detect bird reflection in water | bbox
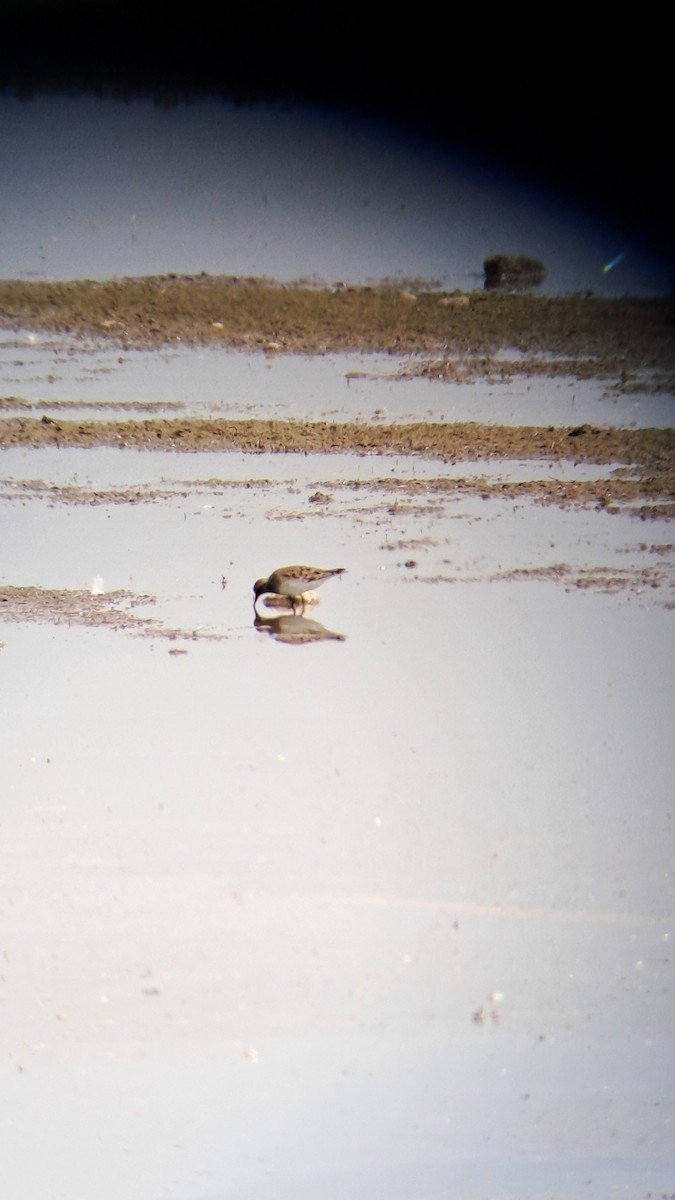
[254,610,346,644]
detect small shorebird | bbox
[253,565,346,609]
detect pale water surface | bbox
[0,94,669,296]
[2,444,674,1199]
[0,93,674,1200]
[2,330,674,429]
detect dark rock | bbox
[484,254,548,290]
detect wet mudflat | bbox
[2,276,674,390]
[1,288,674,1200]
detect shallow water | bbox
[1,92,674,1200]
[2,331,673,429]
[2,435,675,1198]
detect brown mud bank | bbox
[0,585,226,641]
[1,413,673,466]
[0,585,156,631]
[2,416,673,515]
[1,275,673,387]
